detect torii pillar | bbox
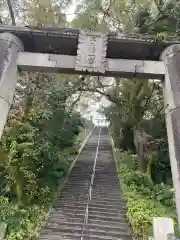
[0,33,23,137]
[161,45,180,228]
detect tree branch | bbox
[143,81,156,110]
[69,91,83,112]
[7,0,16,25]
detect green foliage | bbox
[132,0,180,35]
[0,197,47,240]
[116,151,177,239]
[153,184,175,207]
[140,118,172,185]
[125,190,177,239]
[125,170,154,188]
[0,81,86,238]
[152,142,172,185]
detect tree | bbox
[23,0,67,27]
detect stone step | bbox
[58,193,121,200]
[56,202,125,211]
[90,198,123,205]
[49,211,126,221]
[49,207,125,216]
[87,223,131,233]
[88,213,127,222]
[91,194,122,199]
[63,185,120,189]
[45,221,131,233]
[91,191,121,196]
[93,181,120,184]
[69,174,93,177]
[60,188,89,193]
[56,199,88,205]
[40,232,131,240]
[48,215,128,226]
[58,195,122,203]
[48,216,128,227]
[83,234,132,240]
[85,228,132,238]
[40,237,131,240]
[40,226,132,238]
[88,218,129,227]
[53,205,125,214]
[93,181,120,185]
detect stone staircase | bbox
[39,127,132,240]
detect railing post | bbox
[161,45,180,230]
[0,33,23,138]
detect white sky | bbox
[75,77,113,123]
[66,0,76,22]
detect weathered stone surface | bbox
[153,217,174,240]
[0,25,178,61]
[161,45,180,109]
[17,52,165,78]
[75,31,107,73]
[0,33,23,138]
[161,44,180,228]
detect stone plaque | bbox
[75,31,107,73]
[153,217,174,240]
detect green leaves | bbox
[116,151,178,239]
[0,71,85,239]
[23,0,68,27]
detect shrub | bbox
[153,184,175,207]
[5,205,47,240]
[125,189,177,239]
[0,108,86,238]
[116,151,178,239]
[125,170,154,189]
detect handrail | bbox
[80,128,101,240]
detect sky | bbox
[66,0,76,22]
[75,77,113,124]
[77,95,110,125]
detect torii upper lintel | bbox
[0,24,179,61]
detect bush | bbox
[125,170,154,189]
[153,184,175,207]
[0,105,86,238]
[6,205,46,240]
[125,190,177,239]
[116,151,178,239]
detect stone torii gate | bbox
[0,25,180,228]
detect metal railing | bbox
[80,128,101,240]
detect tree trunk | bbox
[7,0,16,25]
[134,130,147,173]
[146,153,153,179]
